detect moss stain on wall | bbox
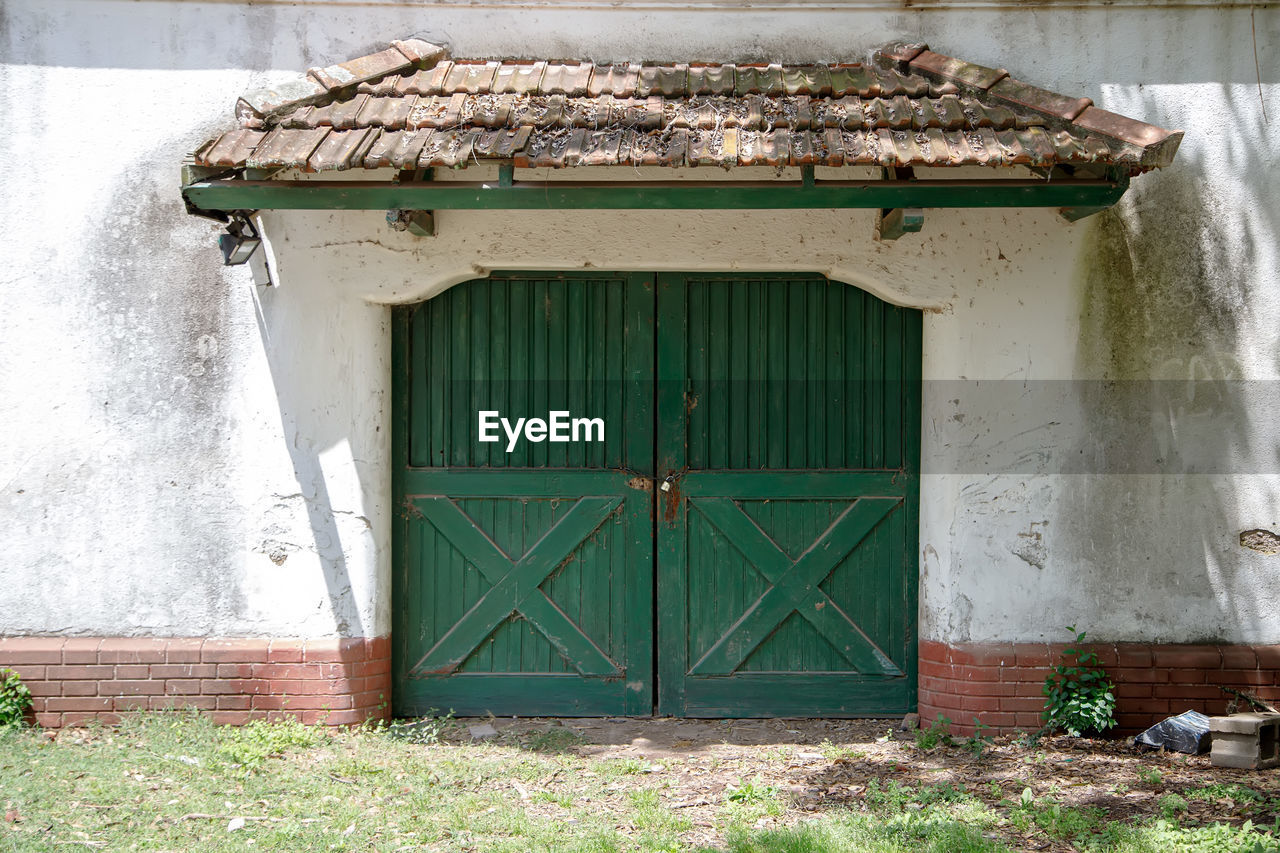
[1078,174,1246,383]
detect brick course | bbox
[919,640,1280,737]
[0,637,390,728]
[11,635,1275,733]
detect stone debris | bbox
[468,722,499,740]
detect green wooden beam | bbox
[181,173,1130,214]
[878,207,924,240]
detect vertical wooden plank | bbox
[846,288,865,469]
[426,299,446,468]
[481,498,501,672]
[708,280,729,470]
[489,277,509,468]
[709,511,725,669]
[786,280,807,468]
[507,278,530,469]
[686,278,708,468]
[587,281,605,468]
[766,281,787,470]
[530,278,548,468]
[625,272,656,714]
[656,272,689,716]
[865,295,885,469]
[795,501,812,672]
[883,305,904,471]
[449,285,470,467]
[729,280,749,470]
[547,277,568,469]
[806,279,825,469]
[749,280,765,469]
[470,279,490,469]
[826,284,846,468]
[566,279,586,468]
[609,279,627,471]
[623,273,655,473]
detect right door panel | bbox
[656,274,921,717]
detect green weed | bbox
[1042,626,1117,736]
[726,778,779,805]
[915,715,954,751]
[0,668,32,727]
[216,716,326,769]
[1137,766,1164,787]
[522,726,586,752]
[384,709,455,744]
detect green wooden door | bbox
[392,273,655,717]
[393,272,920,718]
[655,274,920,717]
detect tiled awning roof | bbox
[195,40,1181,176]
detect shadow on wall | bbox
[249,264,387,638]
[1064,78,1280,642]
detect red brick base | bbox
[8,635,1278,733]
[920,640,1280,737]
[0,637,391,729]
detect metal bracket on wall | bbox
[1058,204,1114,223]
[387,168,435,236]
[876,166,923,241]
[1040,165,1126,222]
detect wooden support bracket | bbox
[1059,205,1111,222]
[876,207,924,241]
[386,209,435,236]
[876,166,923,241]
[388,168,435,236]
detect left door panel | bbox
[392,273,655,717]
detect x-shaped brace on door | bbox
[688,497,904,677]
[410,496,624,677]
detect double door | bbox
[392,272,920,717]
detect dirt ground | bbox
[447,716,1280,851]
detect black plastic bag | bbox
[1134,710,1211,754]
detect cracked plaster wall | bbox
[1,1,1277,645]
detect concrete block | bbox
[1209,713,1280,769]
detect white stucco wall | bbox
[1,0,1276,645]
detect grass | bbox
[2,712,1279,852]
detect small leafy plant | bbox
[726,777,778,804]
[1137,766,1164,787]
[216,717,325,769]
[0,669,33,727]
[1042,626,1117,736]
[385,709,455,745]
[964,718,994,758]
[914,714,954,750]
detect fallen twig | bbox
[671,798,711,809]
[1221,687,1279,714]
[176,813,270,822]
[168,814,316,824]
